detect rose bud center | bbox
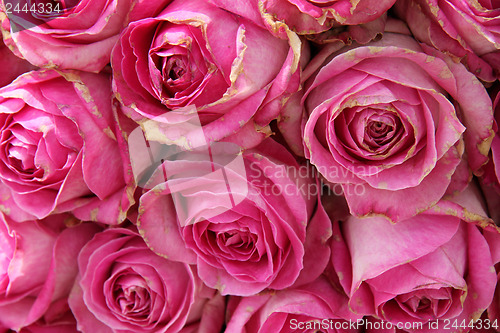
[393,287,456,320]
[163,56,191,92]
[2,125,44,180]
[219,230,255,253]
[113,274,152,319]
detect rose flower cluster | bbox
[0,0,499,332]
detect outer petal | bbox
[225,276,360,332]
[0,37,35,88]
[343,213,460,301]
[420,44,494,173]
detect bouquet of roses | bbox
[0,0,499,332]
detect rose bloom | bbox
[329,184,500,331]
[0,0,172,72]
[0,213,99,330]
[0,69,134,224]
[111,0,302,148]
[0,35,35,88]
[225,276,360,332]
[208,0,392,44]
[282,21,494,222]
[395,0,500,81]
[137,138,332,296]
[69,227,225,333]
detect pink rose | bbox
[111,0,302,148]
[137,138,331,295]
[285,23,493,222]
[395,0,500,81]
[0,0,172,72]
[225,276,360,332]
[0,36,35,88]
[0,70,134,224]
[207,0,390,44]
[69,227,225,333]
[330,184,500,331]
[0,213,99,330]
